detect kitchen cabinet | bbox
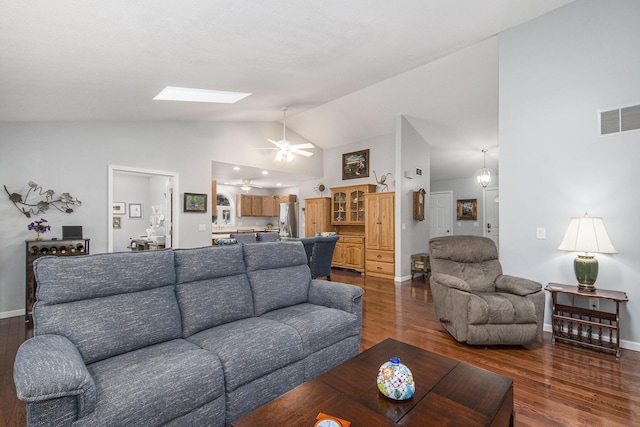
[251,195,263,216]
[304,197,331,237]
[236,194,253,217]
[365,192,395,279]
[236,194,296,217]
[330,184,376,225]
[262,195,276,217]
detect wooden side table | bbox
[410,253,430,280]
[545,283,628,359]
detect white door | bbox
[484,188,499,251]
[429,191,453,239]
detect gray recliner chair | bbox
[429,235,544,345]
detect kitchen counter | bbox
[212,227,279,240]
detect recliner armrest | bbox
[14,334,96,418]
[495,274,542,296]
[430,273,471,292]
[308,279,364,314]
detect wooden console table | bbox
[546,283,628,359]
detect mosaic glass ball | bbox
[376,357,415,400]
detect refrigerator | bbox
[279,202,299,238]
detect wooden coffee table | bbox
[231,338,514,426]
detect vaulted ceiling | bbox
[1,0,574,180]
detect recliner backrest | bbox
[429,235,502,292]
[33,250,181,364]
[310,235,339,279]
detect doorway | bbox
[108,165,179,252]
[484,188,499,252]
[429,191,453,239]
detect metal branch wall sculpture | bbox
[4,181,82,218]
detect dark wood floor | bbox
[2,270,639,426]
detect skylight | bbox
[153,87,251,104]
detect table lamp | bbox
[557,213,617,292]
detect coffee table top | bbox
[232,338,513,426]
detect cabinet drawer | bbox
[366,250,394,263]
[366,260,394,275]
[340,236,364,244]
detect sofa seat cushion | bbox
[468,292,537,325]
[261,303,360,354]
[187,317,304,392]
[80,339,224,427]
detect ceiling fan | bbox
[231,179,263,192]
[262,106,314,162]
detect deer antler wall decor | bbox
[4,181,82,218]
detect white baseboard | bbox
[543,322,639,353]
[0,309,26,320]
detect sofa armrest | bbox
[495,274,542,296]
[430,273,471,292]
[308,279,364,314]
[14,334,96,418]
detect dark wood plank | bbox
[2,269,640,426]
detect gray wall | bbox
[0,121,321,317]
[431,176,499,237]
[499,0,640,347]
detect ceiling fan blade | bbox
[289,143,314,150]
[291,149,313,157]
[257,147,279,150]
[267,139,286,148]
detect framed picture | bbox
[128,203,143,219]
[184,193,208,213]
[457,199,477,220]
[342,149,370,180]
[112,216,121,229]
[112,202,126,215]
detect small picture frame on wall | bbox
[184,193,208,213]
[128,203,143,219]
[457,199,477,220]
[342,149,370,180]
[112,216,121,229]
[113,202,126,215]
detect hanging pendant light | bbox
[474,149,495,188]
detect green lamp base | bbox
[574,254,598,292]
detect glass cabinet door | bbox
[332,191,347,223]
[349,190,366,223]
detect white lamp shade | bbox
[558,214,617,254]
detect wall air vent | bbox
[600,104,640,135]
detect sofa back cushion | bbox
[243,241,311,316]
[33,250,182,364]
[174,245,253,337]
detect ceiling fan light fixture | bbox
[240,185,251,192]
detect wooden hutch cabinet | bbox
[332,235,365,273]
[329,184,376,274]
[330,184,376,225]
[304,197,331,237]
[365,192,395,279]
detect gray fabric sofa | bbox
[14,241,364,427]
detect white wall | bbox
[431,176,498,237]
[397,116,430,279]
[499,0,640,348]
[0,121,322,317]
